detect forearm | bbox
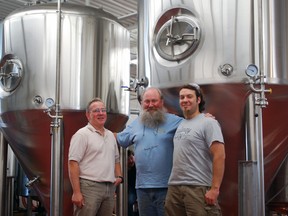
[205,155,225,205]
[114,162,123,185]
[205,143,225,205]
[211,156,225,190]
[68,160,81,193]
[115,162,122,177]
[210,143,225,190]
[68,160,85,207]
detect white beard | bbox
[140,109,166,128]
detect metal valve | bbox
[122,76,149,92]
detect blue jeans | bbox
[136,188,167,216]
[128,191,138,216]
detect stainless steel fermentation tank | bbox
[0,2,130,215]
[138,0,288,215]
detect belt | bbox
[80,178,113,184]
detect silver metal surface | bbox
[0,2,130,215]
[138,0,288,88]
[49,1,64,215]
[0,0,138,28]
[154,8,201,62]
[0,0,138,71]
[139,0,256,88]
[239,161,258,216]
[138,0,288,215]
[1,2,130,112]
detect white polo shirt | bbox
[69,123,120,182]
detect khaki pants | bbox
[74,178,115,216]
[165,185,222,216]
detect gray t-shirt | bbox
[168,113,224,186]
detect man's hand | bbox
[204,112,215,119]
[114,176,123,186]
[72,192,85,208]
[205,188,219,205]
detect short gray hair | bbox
[86,98,104,112]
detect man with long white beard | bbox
[116,87,183,216]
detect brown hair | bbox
[180,84,206,112]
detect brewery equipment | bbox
[138,0,288,215]
[0,2,130,215]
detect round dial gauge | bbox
[45,98,55,108]
[245,64,258,77]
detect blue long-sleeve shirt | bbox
[117,113,183,189]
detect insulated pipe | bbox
[254,0,269,213]
[116,148,128,216]
[239,0,267,214]
[253,98,265,215]
[49,0,64,215]
[245,94,257,161]
[240,93,265,216]
[50,118,64,216]
[55,0,62,108]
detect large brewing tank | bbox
[138,0,288,215]
[0,2,130,215]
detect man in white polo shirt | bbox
[68,98,123,216]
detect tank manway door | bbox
[0,54,23,94]
[153,8,201,62]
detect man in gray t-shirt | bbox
[165,84,226,216]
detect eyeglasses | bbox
[90,108,107,113]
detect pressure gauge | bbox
[245,64,258,77]
[45,98,55,108]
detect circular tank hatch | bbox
[0,54,23,92]
[154,8,201,62]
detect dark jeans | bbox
[136,188,167,216]
[128,191,138,216]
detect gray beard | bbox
[140,109,166,128]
